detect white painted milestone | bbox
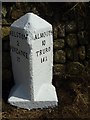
[8,13,58,110]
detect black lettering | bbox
[46,57,47,61]
[22,52,26,57]
[43,32,46,37]
[42,40,46,46]
[25,34,28,39]
[10,31,30,40]
[20,50,23,56]
[46,48,48,52]
[17,40,19,46]
[15,48,18,54]
[18,33,21,38]
[36,46,51,57]
[34,30,52,40]
[40,33,44,38]
[16,32,19,37]
[14,32,17,37]
[41,57,44,63]
[48,47,51,52]
[39,50,42,55]
[11,46,28,59]
[36,51,39,57]
[35,34,38,39]
[41,56,47,63]
[43,49,45,54]
[21,34,24,39]
[41,57,42,63]
[17,56,20,62]
[26,53,28,59]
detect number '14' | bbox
[41,56,47,63]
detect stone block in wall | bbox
[2,19,12,26]
[66,34,77,48]
[83,60,89,66]
[66,21,77,33]
[2,52,11,69]
[57,23,65,38]
[2,27,10,40]
[78,31,88,45]
[16,2,22,9]
[16,3,39,16]
[77,17,85,31]
[53,64,65,76]
[2,6,7,18]
[53,24,58,39]
[86,64,90,75]
[66,48,73,61]
[53,64,65,88]
[54,39,65,49]
[11,9,24,20]
[66,48,79,62]
[73,48,79,61]
[78,46,86,60]
[2,19,9,25]
[55,50,66,63]
[86,45,90,60]
[66,62,85,76]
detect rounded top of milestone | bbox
[11,13,52,30]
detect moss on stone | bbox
[2,27,10,40]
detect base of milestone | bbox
[8,84,58,110]
[8,99,58,110]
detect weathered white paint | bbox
[8,13,58,110]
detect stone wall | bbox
[2,3,90,104]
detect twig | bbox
[64,3,79,15]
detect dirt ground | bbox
[2,82,90,119]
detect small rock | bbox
[66,34,77,48]
[55,50,66,63]
[54,39,65,49]
[78,46,86,60]
[66,21,77,33]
